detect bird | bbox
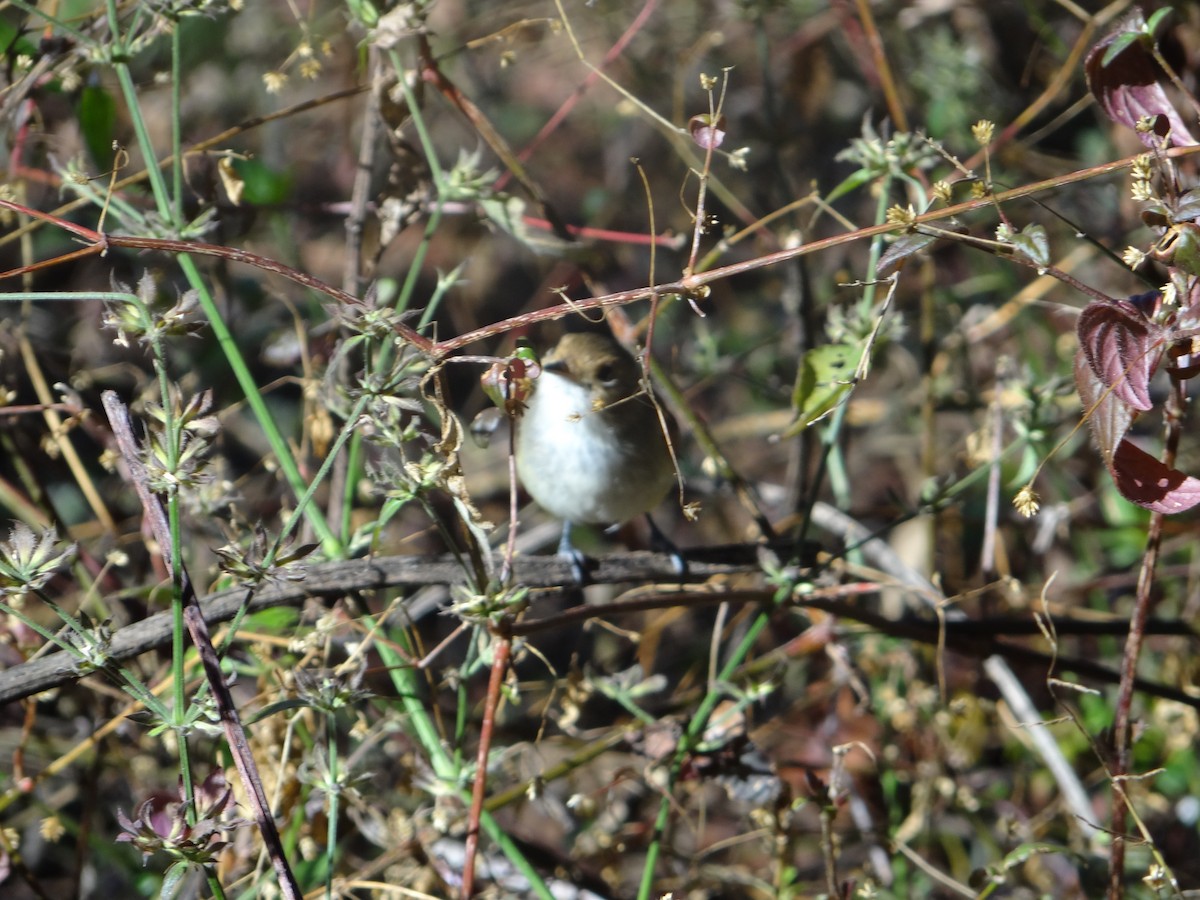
[514,331,679,578]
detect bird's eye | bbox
[595,362,618,386]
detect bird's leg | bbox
[646,514,687,576]
[557,520,591,583]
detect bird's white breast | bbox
[515,371,671,525]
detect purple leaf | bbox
[688,114,726,150]
[879,231,936,274]
[1085,18,1198,148]
[1076,298,1163,413]
[1074,351,1133,467]
[1110,439,1200,513]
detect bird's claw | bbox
[558,522,592,584]
[646,514,687,577]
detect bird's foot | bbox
[646,514,687,576]
[558,522,593,584]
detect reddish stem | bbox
[460,631,512,898]
[1107,372,1186,898]
[493,0,660,192]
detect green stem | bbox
[826,173,893,513]
[0,292,138,303]
[105,8,341,557]
[636,610,772,899]
[371,617,555,900]
[175,254,341,554]
[170,20,184,224]
[270,395,369,565]
[339,434,363,545]
[168,491,195,815]
[109,64,173,224]
[324,711,339,900]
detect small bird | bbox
[515,332,678,576]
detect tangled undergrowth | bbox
[0,2,1198,898]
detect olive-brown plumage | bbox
[515,333,675,569]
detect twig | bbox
[1108,371,1185,896]
[433,145,1200,354]
[2,546,1195,711]
[0,545,771,705]
[809,501,1104,845]
[344,48,384,297]
[0,85,369,253]
[0,198,433,355]
[416,35,571,240]
[460,631,512,898]
[8,146,1200,364]
[984,656,1100,842]
[851,0,909,133]
[101,392,301,900]
[494,0,660,189]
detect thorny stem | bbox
[434,145,1200,354]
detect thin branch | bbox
[460,632,512,899]
[3,548,1193,710]
[101,392,301,900]
[1108,371,1185,896]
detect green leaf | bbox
[1101,31,1141,68]
[1174,187,1200,221]
[245,697,312,724]
[1144,8,1173,39]
[231,158,292,206]
[824,168,874,204]
[243,606,300,633]
[996,841,1071,871]
[0,19,38,59]
[345,0,380,28]
[77,84,116,171]
[785,343,858,435]
[1011,224,1049,268]
[879,231,936,274]
[160,860,192,900]
[1171,224,1200,276]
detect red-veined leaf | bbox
[1076,298,1163,413]
[1085,15,1198,148]
[1074,351,1134,467]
